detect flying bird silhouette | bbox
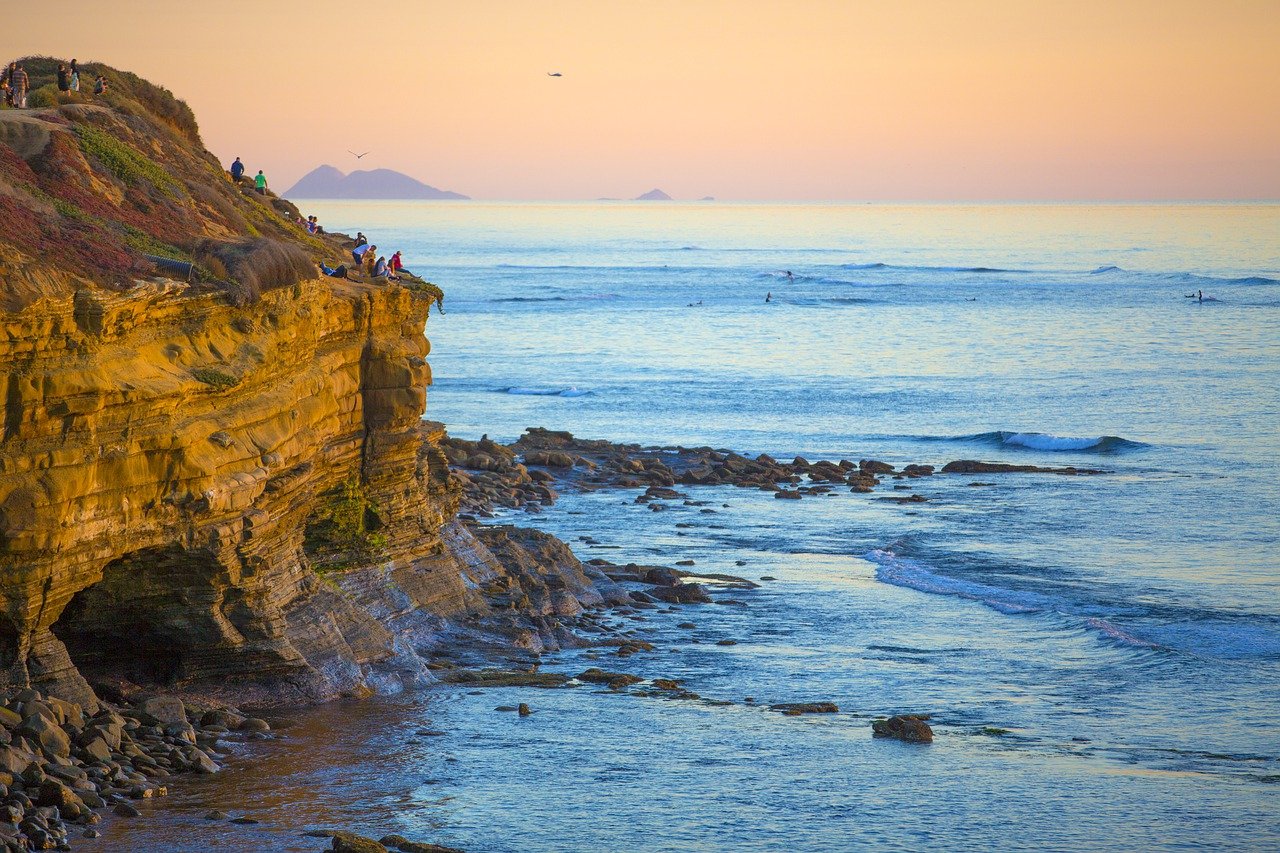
[347,150,371,159]
[547,72,563,77]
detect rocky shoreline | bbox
[27,420,1101,850]
[444,426,1105,518]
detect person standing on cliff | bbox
[230,157,245,182]
[254,170,267,195]
[11,64,28,108]
[56,64,71,93]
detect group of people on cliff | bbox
[229,157,269,195]
[222,159,426,301]
[2,59,107,108]
[349,233,412,282]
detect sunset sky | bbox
[4,0,1278,200]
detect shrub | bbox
[193,237,315,305]
[191,368,239,389]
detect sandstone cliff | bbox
[0,60,596,711]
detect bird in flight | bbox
[547,72,563,77]
[347,150,371,159]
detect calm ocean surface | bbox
[112,202,1280,851]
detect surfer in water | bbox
[765,292,772,303]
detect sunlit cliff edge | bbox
[0,59,595,712]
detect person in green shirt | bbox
[254,170,267,195]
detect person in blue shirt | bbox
[230,157,244,181]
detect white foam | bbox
[864,550,1052,615]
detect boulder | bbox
[137,696,186,726]
[16,715,70,759]
[871,714,934,743]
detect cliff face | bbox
[1,274,457,706]
[0,59,596,711]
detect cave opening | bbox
[50,548,195,686]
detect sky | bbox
[4,0,1278,200]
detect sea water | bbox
[109,203,1280,851]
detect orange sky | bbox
[4,0,1278,200]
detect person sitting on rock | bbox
[389,250,412,278]
[372,255,389,279]
[93,74,107,95]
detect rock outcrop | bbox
[0,58,598,712]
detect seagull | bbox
[547,72,563,77]
[347,150,371,159]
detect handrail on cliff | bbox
[143,254,194,282]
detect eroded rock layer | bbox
[0,275,489,707]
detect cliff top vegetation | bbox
[0,56,336,311]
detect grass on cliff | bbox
[72,124,182,199]
[304,479,388,571]
[193,238,316,306]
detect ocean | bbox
[110,202,1280,851]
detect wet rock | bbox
[859,459,894,474]
[380,835,468,853]
[205,810,230,820]
[443,669,570,688]
[774,490,802,499]
[517,704,531,717]
[646,582,712,605]
[643,567,683,587]
[113,803,141,817]
[237,718,271,733]
[331,832,389,853]
[716,639,738,646]
[770,702,839,715]
[941,460,1104,475]
[576,669,643,689]
[872,714,934,743]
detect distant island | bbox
[634,188,673,200]
[284,165,469,200]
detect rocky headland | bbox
[0,57,1102,850]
